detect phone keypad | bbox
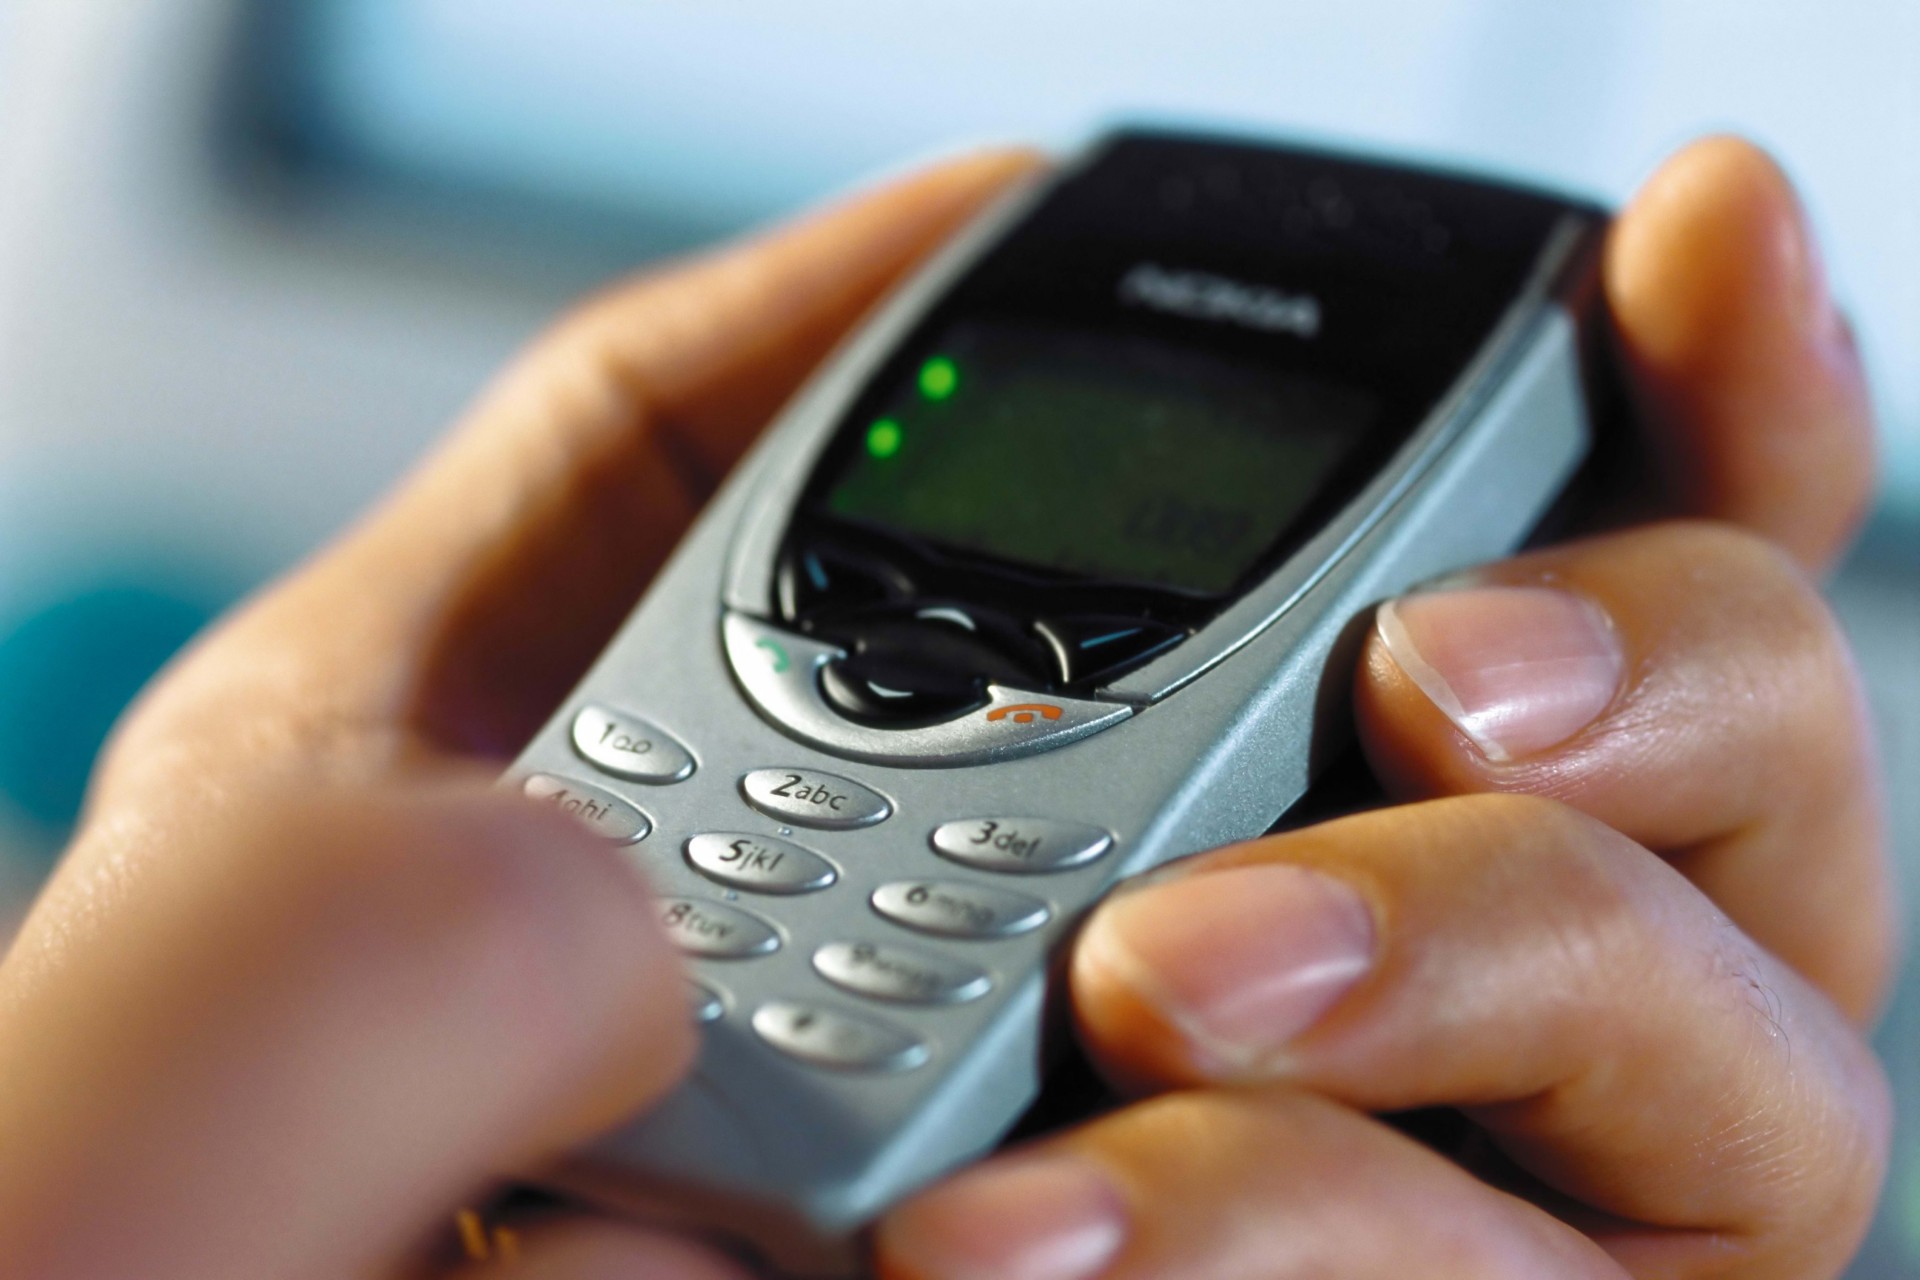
[753,1000,929,1073]
[740,768,892,829]
[930,818,1112,874]
[658,897,781,959]
[814,940,992,1006]
[871,879,1051,940]
[522,774,651,844]
[685,833,837,894]
[574,721,1099,1079]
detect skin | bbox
[0,138,1892,1279]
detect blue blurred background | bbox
[0,1,1914,1269]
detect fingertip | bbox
[1369,587,1624,766]
[556,141,1048,479]
[244,782,697,1151]
[1353,618,1466,796]
[876,1150,1128,1280]
[888,144,1051,195]
[717,144,1044,291]
[1608,135,1826,366]
[1069,901,1214,1089]
[1603,135,1877,568]
[1352,592,1589,801]
[451,787,697,1134]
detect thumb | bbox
[0,782,691,1280]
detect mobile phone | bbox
[506,128,1608,1276]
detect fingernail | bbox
[879,1153,1126,1280]
[1376,586,1623,763]
[1081,863,1375,1075]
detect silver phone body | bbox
[504,140,1603,1276]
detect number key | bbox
[871,879,1050,939]
[931,817,1112,873]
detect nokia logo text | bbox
[1117,263,1322,338]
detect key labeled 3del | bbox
[930,818,1113,874]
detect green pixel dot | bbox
[918,356,959,401]
[866,418,904,458]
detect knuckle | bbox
[1426,792,1665,982]
[1697,911,1795,1057]
[1661,520,1845,667]
[1446,792,1890,1264]
[1805,1054,1893,1241]
[1442,793,1632,888]
[1683,916,1891,1257]
[1627,521,1872,785]
[1308,793,1640,913]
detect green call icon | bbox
[755,637,791,673]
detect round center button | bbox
[931,818,1113,874]
[740,768,891,829]
[819,656,983,726]
[813,608,1045,728]
[685,833,837,895]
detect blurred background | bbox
[0,0,1914,1270]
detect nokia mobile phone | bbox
[506,129,1608,1276]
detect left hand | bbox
[874,139,1895,1280]
[0,152,1039,1278]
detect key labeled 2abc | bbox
[741,768,892,829]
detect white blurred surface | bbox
[1,0,1916,594]
[302,0,1920,508]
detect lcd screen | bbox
[821,321,1378,595]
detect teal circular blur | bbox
[0,582,220,852]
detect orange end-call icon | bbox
[987,703,1064,726]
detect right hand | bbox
[874,138,1894,1280]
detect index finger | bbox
[94,151,1042,790]
[390,149,1044,753]
[1070,796,1891,1276]
[1603,136,1877,573]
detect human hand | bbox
[876,139,1894,1280]
[1,133,1889,1280]
[0,152,1039,1278]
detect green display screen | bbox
[821,322,1377,595]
